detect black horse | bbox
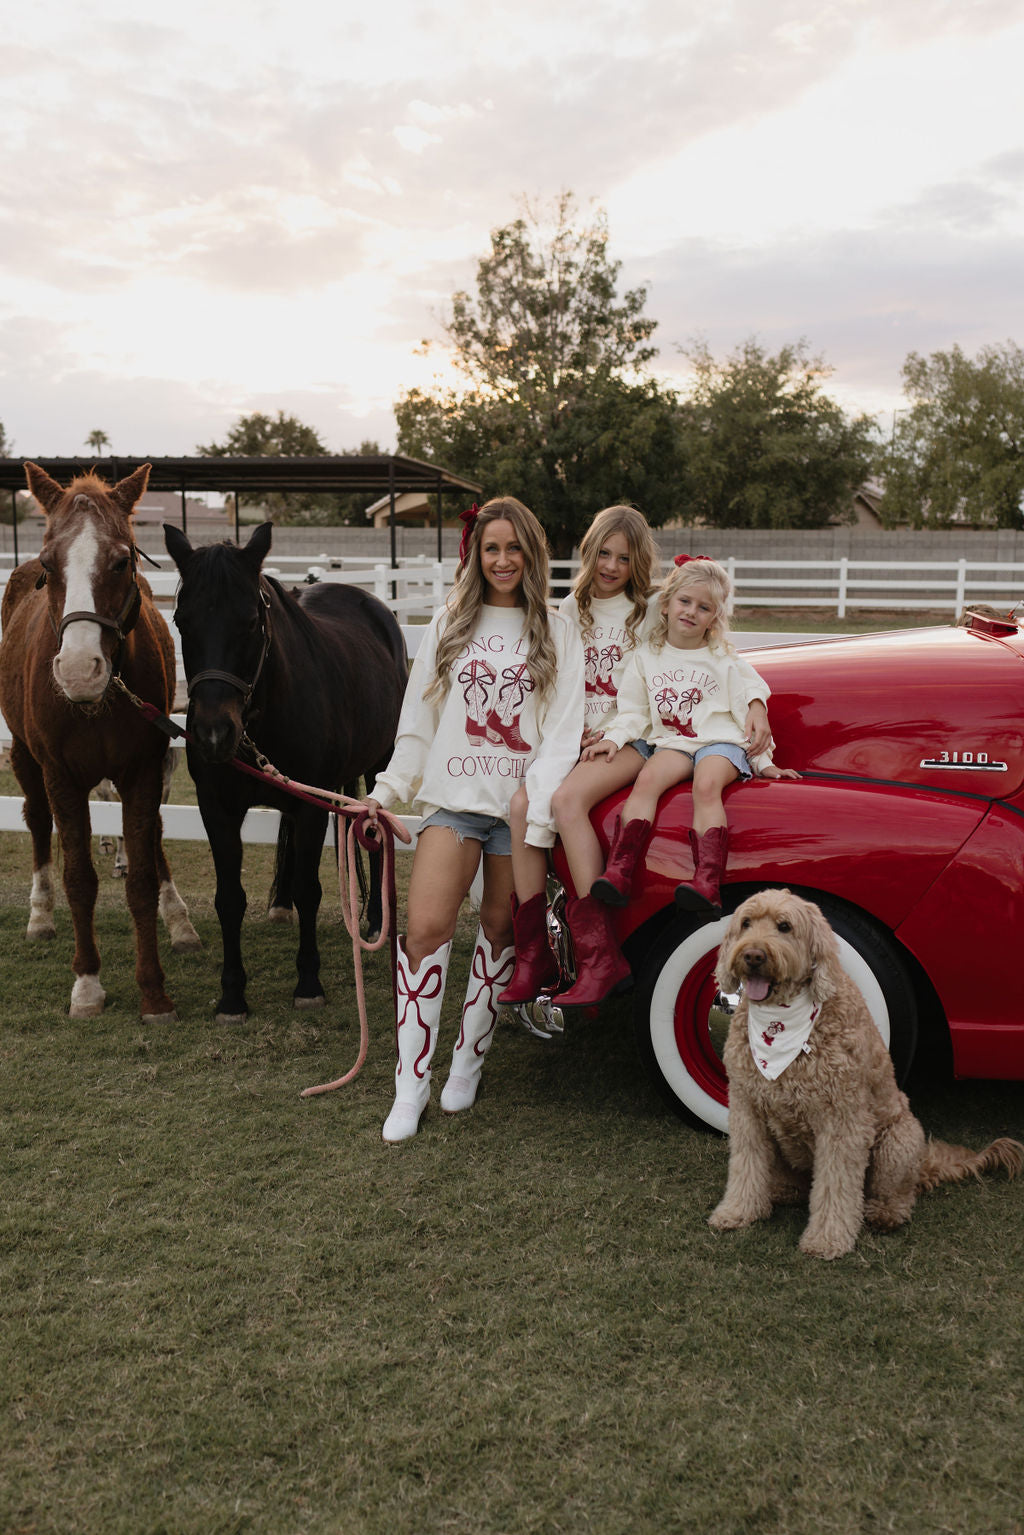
[164,522,407,1022]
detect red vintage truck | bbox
[550,612,1024,1131]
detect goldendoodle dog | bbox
[709,888,1023,1260]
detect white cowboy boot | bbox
[382,936,452,1144]
[440,928,515,1113]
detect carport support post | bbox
[436,478,443,563]
[388,459,397,601]
[10,489,17,564]
[180,486,188,539]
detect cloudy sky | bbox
[3,0,1023,460]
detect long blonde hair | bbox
[573,505,659,649]
[427,497,558,704]
[650,557,735,654]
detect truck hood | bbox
[745,620,1024,799]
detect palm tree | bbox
[85,429,110,455]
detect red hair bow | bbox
[674,553,712,567]
[458,504,480,565]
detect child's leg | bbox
[552,747,646,896]
[620,749,694,826]
[691,755,740,833]
[508,784,548,904]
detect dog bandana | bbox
[746,987,820,1079]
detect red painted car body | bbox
[552,614,1024,1125]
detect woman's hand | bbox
[758,763,801,781]
[581,738,618,764]
[744,700,772,757]
[362,796,382,827]
[580,726,604,753]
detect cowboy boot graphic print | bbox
[457,659,497,744]
[485,664,535,752]
[596,644,622,696]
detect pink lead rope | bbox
[240,759,412,1098]
[122,689,411,1097]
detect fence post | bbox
[837,557,848,619]
[431,561,445,606]
[955,559,966,615]
[373,564,388,604]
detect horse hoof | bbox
[70,975,106,1016]
[216,1011,248,1025]
[268,906,295,925]
[171,933,203,955]
[142,1009,179,1025]
[26,922,57,941]
[293,994,326,1011]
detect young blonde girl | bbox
[581,557,798,960]
[500,505,660,1008]
[364,497,584,1142]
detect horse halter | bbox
[185,580,272,711]
[40,545,144,667]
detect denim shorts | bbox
[652,741,753,780]
[418,808,512,856]
[628,738,655,761]
[693,742,753,780]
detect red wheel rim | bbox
[673,949,729,1106]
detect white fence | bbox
[5,549,1023,621]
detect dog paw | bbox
[709,1206,760,1231]
[799,1230,856,1260]
[864,1199,912,1232]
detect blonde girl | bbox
[580,557,798,964]
[364,497,584,1142]
[500,504,659,1008]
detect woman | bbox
[364,497,584,1142]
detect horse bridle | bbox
[185,580,272,712]
[39,545,144,671]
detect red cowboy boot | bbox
[498,893,561,1004]
[485,665,534,752]
[457,659,496,745]
[551,896,631,1007]
[674,826,730,918]
[590,816,652,907]
[441,928,515,1113]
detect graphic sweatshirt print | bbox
[372,603,585,848]
[601,639,775,770]
[558,590,659,731]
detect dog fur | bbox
[709,888,1023,1260]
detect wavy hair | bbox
[572,504,659,649]
[650,557,735,654]
[427,497,558,704]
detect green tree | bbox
[880,342,1024,528]
[85,429,110,454]
[196,410,369,525]
[676,339,877,529]
[394,193,685,553]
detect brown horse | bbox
[0,462,199,1021]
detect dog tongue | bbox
[744,977,771,1002]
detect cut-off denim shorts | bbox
[652,740,753,781]
[628,738,655,761]
[418,808,512,856]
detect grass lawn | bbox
[2,611,1023,1533]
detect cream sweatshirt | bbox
[601,639,775,771]
[558,590,659,731]
[372,602,585,847]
